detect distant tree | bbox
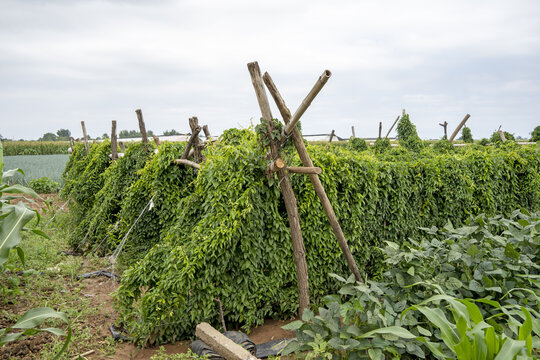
[461,126,473,143]
[490,130,515,143]
[102,133,110,139]
[0,134,3,141]
[531,126,540,142]
[39,132,58,141]
[56,129,71,139]
[163,129,181,136]
[479,138,490,146]
[119,129,154,139]
[396,114,423,152]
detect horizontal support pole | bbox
[267,158,286,173]
[195,322,259,360]
[173,159,201,170]
[287,166,322,175]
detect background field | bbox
[3,154,69,185]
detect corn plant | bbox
[0,142,72,358]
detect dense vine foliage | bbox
[98,131,539,345]
[396,114,423,152]
[68,142,155,253]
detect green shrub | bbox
[490,130,515,143]
[29,177,60,193]
[110,131,540,345]
[531,125,540,142]
[461,126,473,143]
[372,137,391,154]
[479,138,490,146]
[348,137,368,151]
[282,210,540,359]
[396,114,423,152]
[432,139,455,154]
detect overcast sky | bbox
[1,0,539,140]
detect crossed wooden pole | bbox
[248,61,363,315]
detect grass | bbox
[1,207,118,359]
[2,154,69,186]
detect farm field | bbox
[2,119,540,359]
[2,154,69,185]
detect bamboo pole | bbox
[248,61,310,315]
[329,130,335,143]
[287,166,322,175]
[111,120,118,161]
[448,114,471,142]
[181,126,201,159]
[80,121,89,154]
[135,109,148,144]
[378,122,382,139]
[351,126,355,138]
[173,158,201,170]
[385,115,400,138]
[263,71,363,284]
[280,70,332,143]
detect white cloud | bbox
[0,0,539,140]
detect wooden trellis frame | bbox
[248,61,363,315]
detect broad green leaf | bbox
[359,326,416,339]
[0,202,36,267]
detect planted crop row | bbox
[60,128,540,345]
[1,141,70,155]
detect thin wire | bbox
[109,195,155,265]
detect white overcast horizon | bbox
[1,0,539,141]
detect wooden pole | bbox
[263,71,363,284]
[248,61,310,315]
[202,125,212,141]
[181,126,201,159]
[385,115,400,138]
[80,121,89,154]
[196,323,260,360]
[111,120,118,161]
[329,130,335,143]
[189,117,202,163]
[378,122,382,139]
[267,158,286,174]
[152,135,160,146]
[498,126,507,142]
[119,142,126,153]
[448,114,471,142]
[135,109,148,144]
[281,70,332,143]
[173,158,201,170]
[439,121,448,139]
[351,126,355,138]
[287,166,322,175]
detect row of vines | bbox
[59,126,540,346]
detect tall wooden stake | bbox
[385,115,400,138]
[263,72,363,284]
[202,125,212,141]
[135,109,148,144]
[329,130,335,142]
[189,117,202,163]
[439,121,448,139]
[448,114,471,142]
[248,62,310,315]
[498,126,507,142]
[378,122,382,139]
[111,120,118,161]
[351,126,355,138]
[80,121,89,154]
